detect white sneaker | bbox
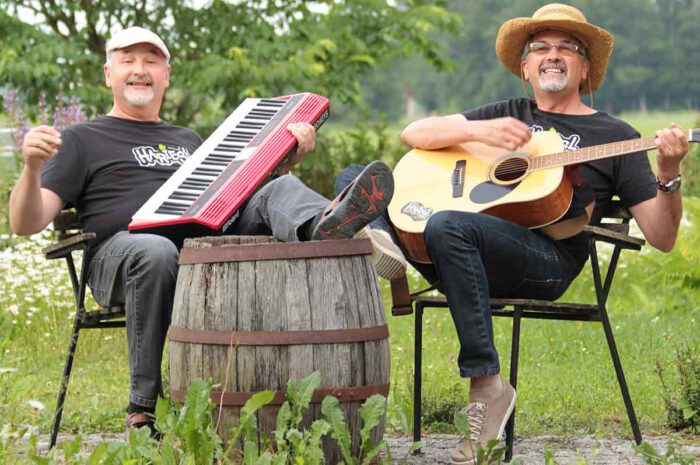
[356,227,407,281]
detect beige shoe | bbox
[356,227,407,281]
[450,376,516,464]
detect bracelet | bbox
[655,174,682,193]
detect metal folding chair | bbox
[42,210,126,448]
[390,201,644,460]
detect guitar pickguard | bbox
[470,181,521,204]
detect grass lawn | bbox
[618,111,698,137]
[1,207,699,442]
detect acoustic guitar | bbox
[388,129,699,263]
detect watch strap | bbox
[655,174,682,193]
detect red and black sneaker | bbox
[312,161,394,241]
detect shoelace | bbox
[465,402,486,441]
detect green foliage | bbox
[360,0,700,118]
[635,441,697,465]
[452,409,507,465]
[656,345,700,433]
[0,373,389,464]
[294,120,407,198]
[679,116,700,197]
[321,394,388,465]
[0,0,459,134]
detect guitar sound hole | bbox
[494,157,529,182]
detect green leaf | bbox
[453,410,469,437]
[242,390,276,418]
[349,54,375,65]
[358,394,386,453]
[322,395,354,465]
[244,439,260,465]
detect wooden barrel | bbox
[168,236,390,462]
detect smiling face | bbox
[521,30,590,98]
[104,43,171,120]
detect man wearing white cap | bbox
[398,4,690,464]
[9,26,394,437]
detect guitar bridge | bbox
[452,160,466,198]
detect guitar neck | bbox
[529,128,699,171]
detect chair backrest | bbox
[52,210,84,240]
[595,200,633,233]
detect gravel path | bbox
[385,434,700,464]
[29,433,700,464]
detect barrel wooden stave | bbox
[169,235,389,461]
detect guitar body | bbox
[389,131,575,263]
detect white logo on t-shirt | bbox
[132,144,191,167]
[530,125,581,151]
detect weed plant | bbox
[657,345,700,433]
[0,372,398,465]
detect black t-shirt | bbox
[41,116,203,246]
[462,98,657,267]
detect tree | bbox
[0,0,459,135]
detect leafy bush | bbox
[294,119,407,198]
[656,345,700,433]
[0,89,87,235]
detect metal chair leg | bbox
[413,303,424,453]
[589,242,642,445]
[600,308,642,444]
[505,306,522,462]
[49,315,81,449]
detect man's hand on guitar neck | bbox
[655,123,689,181]
[401,114,531,151]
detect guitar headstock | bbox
[690,129,700,143]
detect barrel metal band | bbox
[168,324,389,346]
[179,239,372,265]
[170,383,390,406]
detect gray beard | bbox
[538,73,568,92]
[124,87,155,106]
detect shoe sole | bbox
[314,161,394,240]
[450,388,517,465]
[356,228,406,281]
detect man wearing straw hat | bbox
[399,3,690,463]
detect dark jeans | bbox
[88,175,328,408]
[336,164,582,378]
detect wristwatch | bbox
[655,174,682,193]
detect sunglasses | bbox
[527,41,586,57]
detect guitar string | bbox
[486,138,658,176]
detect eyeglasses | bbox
[527,41,586,57]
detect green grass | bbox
[617,110,698,137]
[2,209,699,442]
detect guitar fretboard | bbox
[529,136,657,171]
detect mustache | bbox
[126,75,154,84]
[539,59,567,73]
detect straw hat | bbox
[495,3,614,93]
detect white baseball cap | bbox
[105,26,170,61]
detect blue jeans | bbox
[336,165,581,378]
[88,174,328,408]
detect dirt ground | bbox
[31,432,700,464]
